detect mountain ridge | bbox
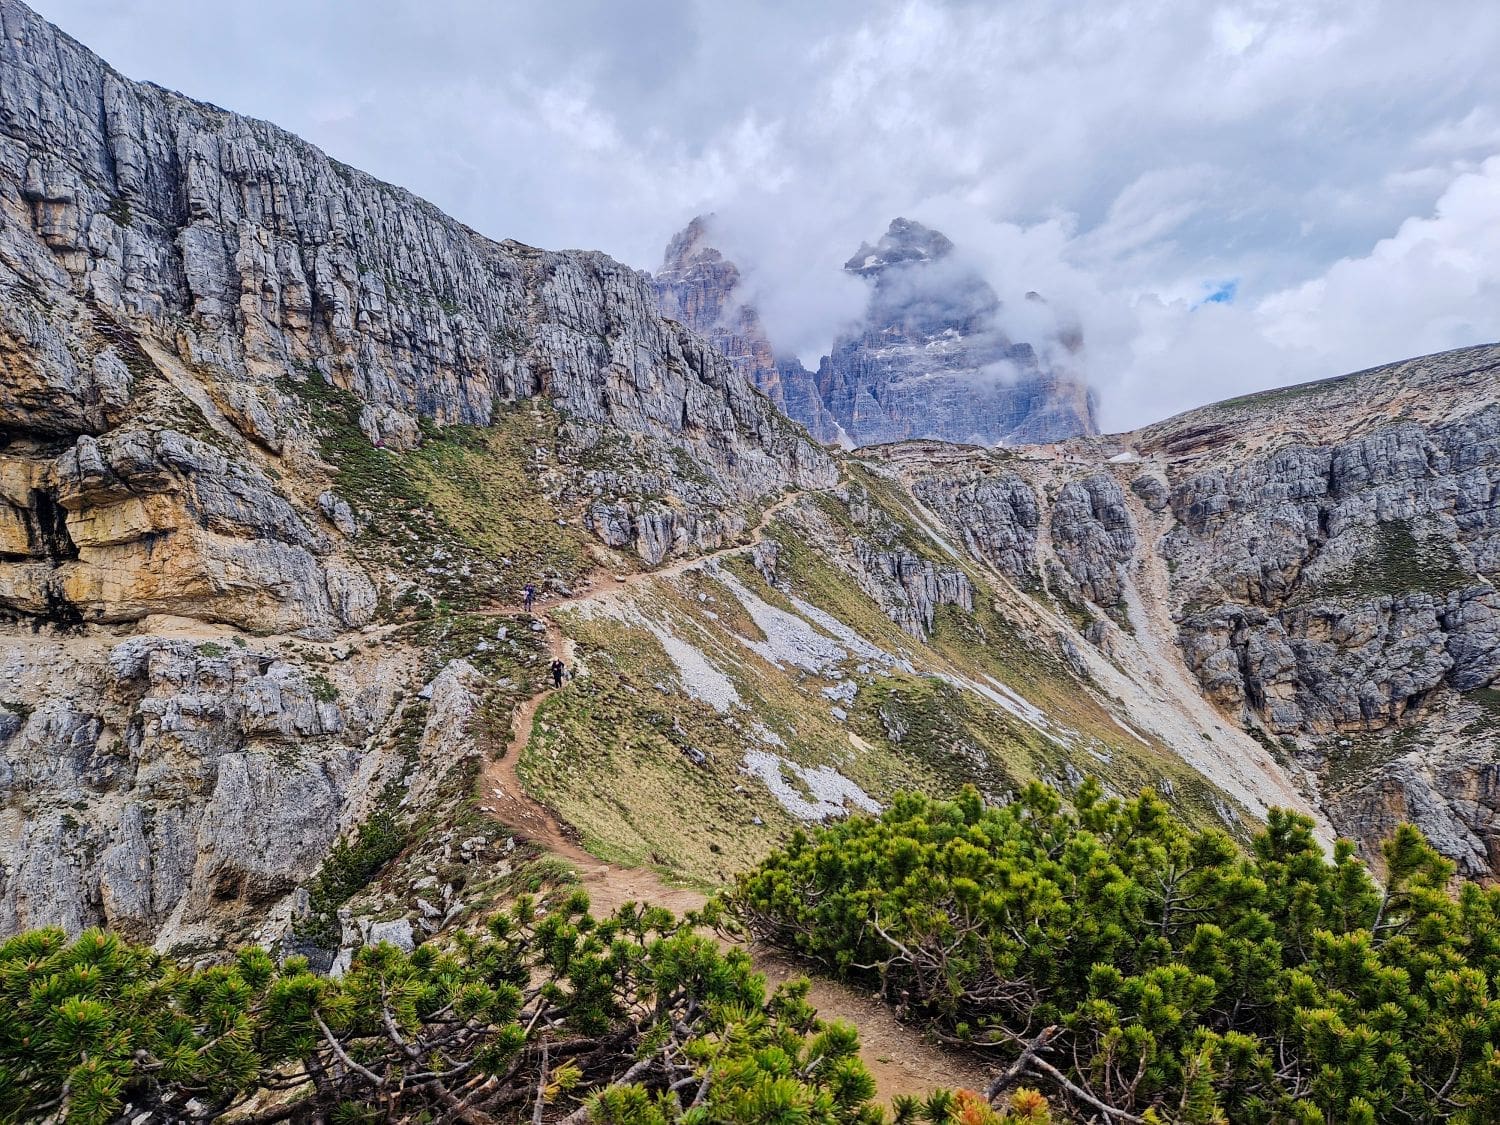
[1137,340,1500,452]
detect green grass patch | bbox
[307,673,339,704]
[1317,520,1473,600]
[1459,687,1500,739]
[1322,724,1431,795]
[519,648,789,889]
[284,370,589,610]
[1214,376,1348,412]
[103,196,133,228]
[295,785,409,948]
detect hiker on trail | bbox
[549,658,566,689]
[523,583,536,612]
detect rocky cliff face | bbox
[870,348,1500,878]
[0,0,833,616]
[0,631,402,943]
[652,216,838,443]
[812,219,1097,447]
[1135,349,1500,875]
[0,0,831,950]
[1134,351,1500,742]
[653,217,1098,449]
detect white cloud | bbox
[1104,157,1500,427]
[1259,157,1500,365]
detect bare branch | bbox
[984,1025,1060,1103]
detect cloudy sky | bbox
[31,0,1500,429]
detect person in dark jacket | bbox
[549,658,565,689]
[523,583,537,612]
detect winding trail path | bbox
[477,488,801,891]
[473,488,990,1100]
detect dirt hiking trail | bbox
[475,488,990,1101]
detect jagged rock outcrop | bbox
[1152,353,1500,876]
[1,423,377,633]
[652,217,1097,449]
[852,540,974,637]
[1156,396,1500,735]
[0,631,414,946]
[811,219,1097,447]
[910,468,1041,581]
[653,216,837,442]
[794,478,976,637]
[1329,740,1500,878]
[1139,364,1500,874]
[1050,474,1136,610]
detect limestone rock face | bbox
[0,630,412,947]
[812,219,1097,447]
[653,216,838,442]
[654,218,776,390]
[1158,399,1500,734]
[0,0,835,947]
[1132,359,1500,875]
[1049,474,1136,610]
[910,468,1041,581]
[653,217,1098,449]
[0,0,833,634]
[0,425,376,633]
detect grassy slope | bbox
[519,472,1253,890]
[286,369,592,614]
[271,375,600,942]
[281,371,1257,904]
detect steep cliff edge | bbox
[653,215,838,442]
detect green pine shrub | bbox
[0,894,1048,1123]
[729,781,1500,1123]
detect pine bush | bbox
[729,781,1500,1122]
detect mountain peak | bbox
[658,213,724,279]
[843,217,955,275]
[652,216,1097,448]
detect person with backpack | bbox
[523,582,536,612]
[549,658,566,689]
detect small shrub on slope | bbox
[728,780,1500,1123]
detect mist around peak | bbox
[653,214,1097,448]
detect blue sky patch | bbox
[1199,280,1239,306]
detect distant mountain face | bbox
[653,217,838,441]
[653,216,1098,448]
